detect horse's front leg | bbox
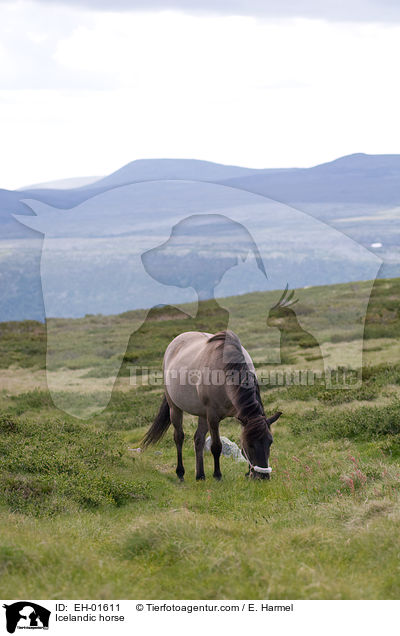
[194,416,208,480]
[171,406,185,481]
[208,417,222,480]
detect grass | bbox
[0,412,150,516]
[0,277,398,375]
[0,277,399,599]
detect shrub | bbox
[0,414,19,433]
[291,401,400,440]
[0,413,151,516]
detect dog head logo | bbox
[2,602,51,633]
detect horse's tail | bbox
[142,394,171,447]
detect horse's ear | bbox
[266,411,282,426]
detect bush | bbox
[290,400,400,440]
[0,414,19,433]
[0,412,151,516]
[9,390,54,414]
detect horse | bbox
[142,330,282,480]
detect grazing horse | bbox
[142,330,282,480]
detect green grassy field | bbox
[0,278,400,599]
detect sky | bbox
[1,0,400,189]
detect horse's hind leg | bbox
[208,417,222,480]
[171,405,185,481]
[194,416,208,481]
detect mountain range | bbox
[0,153,399,321]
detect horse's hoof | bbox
[213,474,222,481]
[196,475,206,481]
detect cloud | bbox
[26,0,400,22]
[1,3,400,189]
[0,1,116,89]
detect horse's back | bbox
[163,331,213,416]
[163,330,255,418]
[164,331,212,369]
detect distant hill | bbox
[19,176,102,190]
[0,154,399,321]
[86,158,275,190]
[3,152,400,234]
[220,153,400,208]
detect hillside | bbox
[0,277,399,598]
[221,153,400,207]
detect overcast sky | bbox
[1,0,400,188]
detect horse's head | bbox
[242,411,282,479]
[267,285,298,330]
[241,412,282,479]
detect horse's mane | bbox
[207,331,266,441]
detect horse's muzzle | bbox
[250,470,270,480]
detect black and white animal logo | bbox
[2,602,51,634]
